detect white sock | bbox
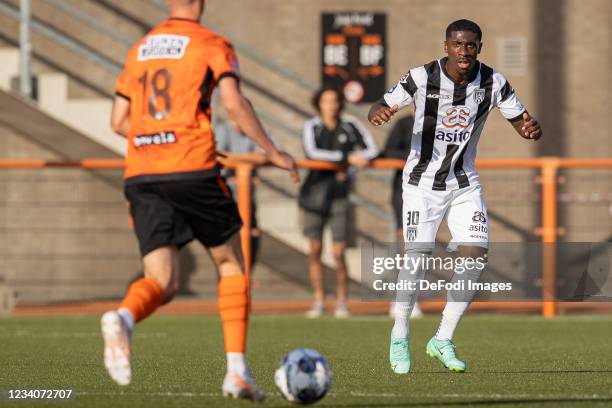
[435,263,484,340]
[435,310,463,340]
[391,302,411,338]
[117,307,134,333]
[391,254,426,338]
[227,352,248,377]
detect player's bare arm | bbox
[512,111,543,141]
[217,151,268,165]
[368,100,399,126]
[110,95,131,138]
[218,76,299,182]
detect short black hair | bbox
[446,19,482,41]
[312,84,345,113]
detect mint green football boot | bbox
[426,337,466,372]
[389,336,410,374]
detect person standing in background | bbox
[300,85,379,318]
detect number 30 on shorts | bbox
[406,211,420,226]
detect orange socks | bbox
[119,278,164,323]
[118,275,248,352]
[218,274,249,353]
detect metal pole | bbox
[19,0,32,97]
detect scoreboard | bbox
[321,12,386,104]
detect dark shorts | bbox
[125,177,243,257]
[302,198,349,242]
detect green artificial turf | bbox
[1,315,611,407]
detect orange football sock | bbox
[218,274,249,353]
[119,278,164,323]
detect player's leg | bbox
[330,198,350,318]
[331,241,348,317]
[390,188,423,319]
[303,210,326,317]
[102,183,188,386]
[426,185,489,372]
[102,248,180,386]
[390,184,446,374]
[176,176,263,401]
[207,233,265,402]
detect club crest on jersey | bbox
[473,89,486,104]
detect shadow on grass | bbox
[411,369,612,374]
[476,370,612,374]
[326,396,612,407]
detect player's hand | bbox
[521,112,542,140]
[368,104,399,126]
[268,150,300,183]
[348,154,370,168]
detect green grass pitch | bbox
[1,315,611,407]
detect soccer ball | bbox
[274,348,332,405]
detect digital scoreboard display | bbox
[321,12,386,104]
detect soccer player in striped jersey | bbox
[368,19,542,374]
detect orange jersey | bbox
[116,18,239,183]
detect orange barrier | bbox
[2,157,611,317]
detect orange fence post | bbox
[540,158,560,318]
[235,163,253,278]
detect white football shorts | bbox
[402,183,489,251]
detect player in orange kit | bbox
[101,0,298,401]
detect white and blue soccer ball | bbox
[274,348,332,405]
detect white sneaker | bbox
[334,304,350,318]
[305,303,324,318]
[222,372,266,402]
[101,311,132,386]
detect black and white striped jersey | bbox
[384,57,525,191]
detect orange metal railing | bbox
[2,156,611,317]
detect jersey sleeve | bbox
[209,39,240,82]
[115,68,131,100]
[115,45,138,100]
[383,70,418,109]
[494,72,526,123]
